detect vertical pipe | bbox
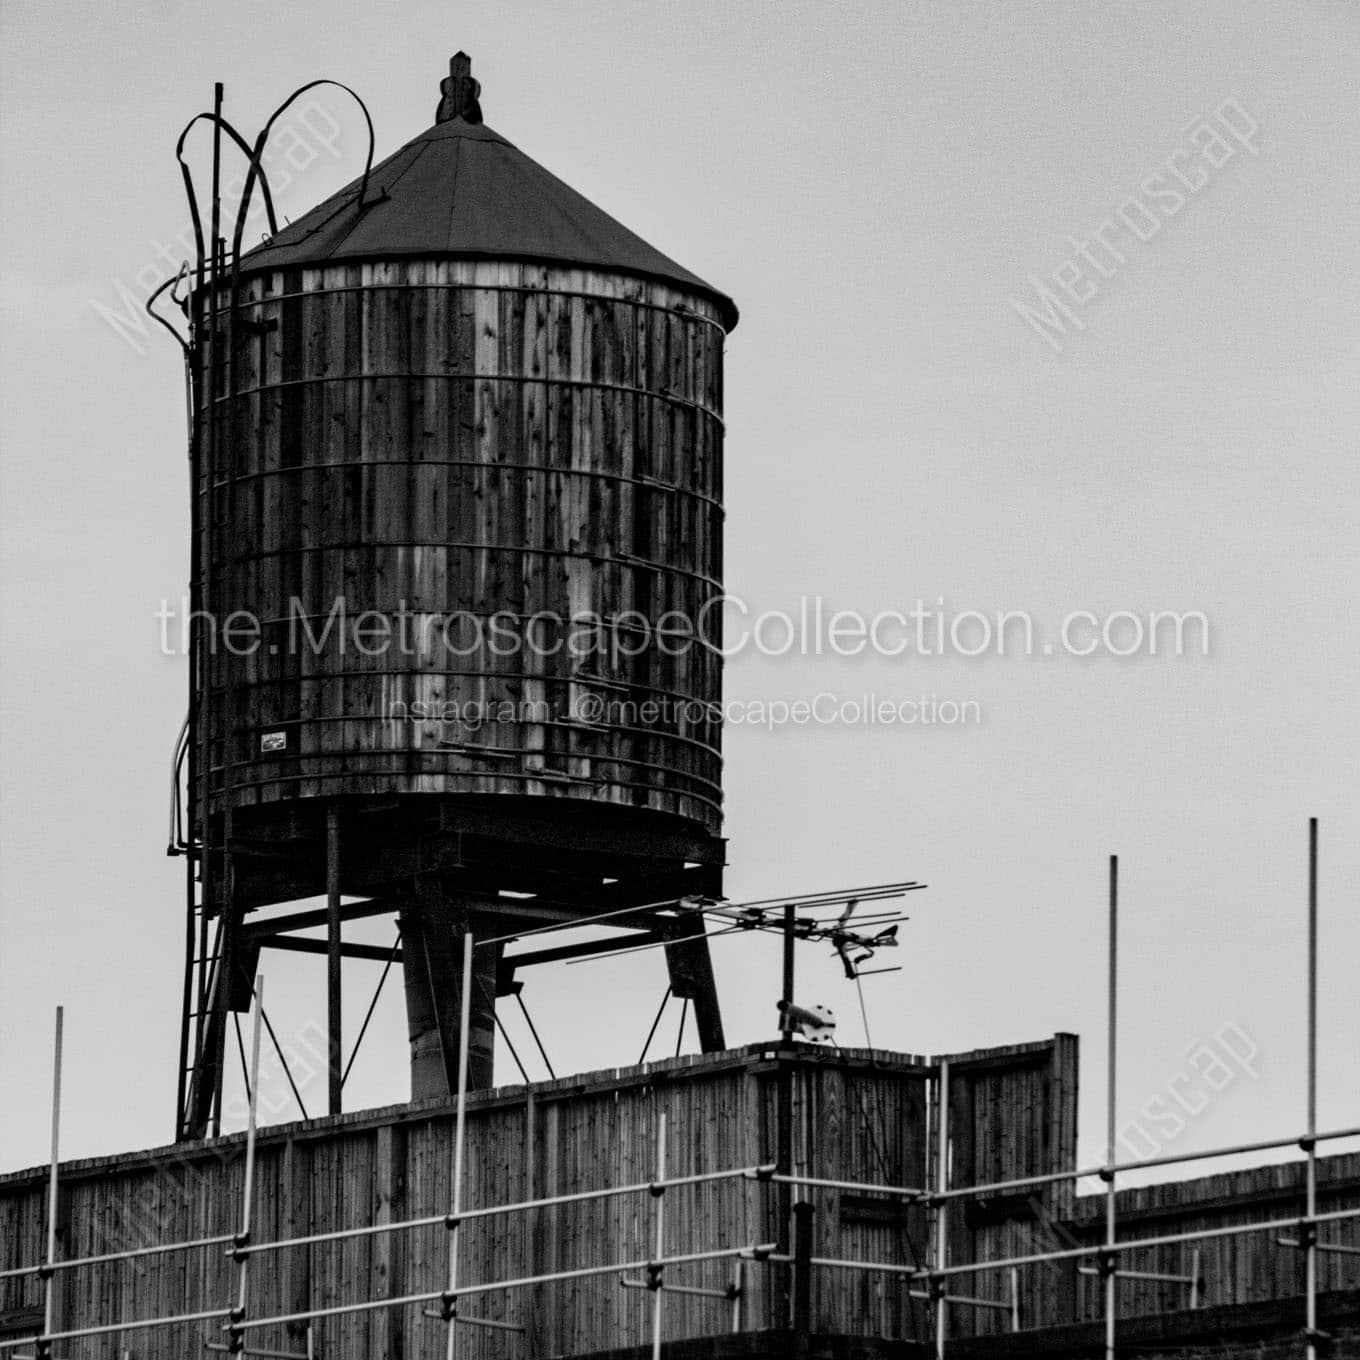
[792,1200,814,1352]
[444,931,474,1360]
[1010,1265,1020,1332]
[231,979,264,1354]
[934,1056,949,1360]
[778,902,796,1323]
[176,843,196,1134]
[205,78,230,1143]
[730,1258,745,1333]
[176,76,218,1131]
[1305,818,1318,1360]
[41,1007,63,1352]
[1189,1246,1200,1310]
[326,803,342,1115]
[781,903,795,1037]
[651,1110,667,1360]
[209,83,223,281]
[1104,855,1118,1360]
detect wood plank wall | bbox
[198,263,727,833]
[0,1040,1074,1355]
[4,1044,1348,1350]
[1064,1153,1360,1328]
[942,1034,1081,1334]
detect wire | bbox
[724,881,923,910]
[229,78,378,272]
[854,973,874,1050]
[485,879,926,951]
[513,992,556,1080]
[232,1013,251,1108]
[674,997,690,1058]
[492,1010,529,1084]
[146,267,191,353]
[474,973,528,1085]
[828,1037,927,1332]
[484,896,702,949]
[563,922,751,967]
[638,988,672,1065]
[258,1003,309,1121]
[341,930,401,1088]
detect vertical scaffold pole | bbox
[39,1006,64,1358]
[778,903,796,1324]
[934,1056,949,1360]
[1104,854,1118,1360]
[444,930,474,1360]
[650,1109,667,1360]
[326,803,342,1116]
[1305,818,1318,1360]
[229,978,264,1354]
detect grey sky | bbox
[1,0,1356,1179]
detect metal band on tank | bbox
[215,713,724,767]
[208,279,731,339]
[199,667,722,711]
[208,372,725,425]
[203,541,725,591]
[194,459,724,511]
[203,765,723,821]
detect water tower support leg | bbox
[662,917,725,1052]
[400,882,501,1097]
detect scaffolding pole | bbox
[326,805,342,1117]
[38,1007,63,1360]
[227,978,264,1355]
[650,1110,667,1360]
[780,1204,1360,1292]
[1305,816,1319,1360]
[934,1056,949,1360]
[1104,853,1118,1360]
[917,1119,1360,1206]
[444,929,474,1358]
[231,1162,774,1260]
[233,1243,775,1335]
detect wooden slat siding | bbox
[198,264,725,829]
[932,1039,1083,1339]
[277,1135,311,1355]
[369,1120,397,1354]
[1058,1151,1360,1324]
[0,1042,1084,1355]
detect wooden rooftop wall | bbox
[5,1035,1351,1353]
[0,1039,1075,1356]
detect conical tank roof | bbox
[240,53,738,330]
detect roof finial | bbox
[438,52,483,124]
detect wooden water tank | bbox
[194,59,737,844]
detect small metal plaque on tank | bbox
[260,731,287,753]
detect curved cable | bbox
[145,265,191,350]
[175,111,279,282]
[230,79,377,271]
